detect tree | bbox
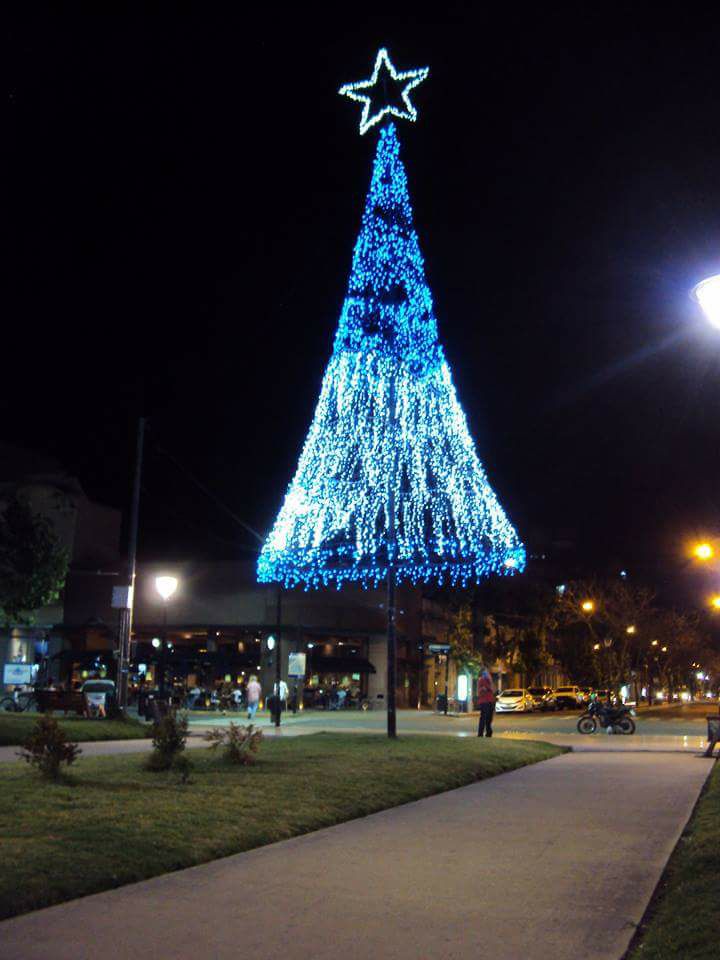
[256,121,524,590]
[0,494,69,624]
[553,579,656,691]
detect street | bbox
[189,704,713,738]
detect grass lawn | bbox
[0,713,150,746]
[627,760,720,959]
[0,733,563,920]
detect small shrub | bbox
[145,711,188,771]
[18,714,81,780]
[204,722,263,764]
[172,752,193,784]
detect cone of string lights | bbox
[257,48,525,736]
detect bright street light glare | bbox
[155,575,179,601]
[692,275,720,328]
[581,600,594,613]
[711,595,720,610]
[694,542,714,561]
[626,625,636,634]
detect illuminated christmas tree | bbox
[258,50,524,593]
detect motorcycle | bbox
[577,698,636,735]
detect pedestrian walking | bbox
[246,675,262,721]
[477,668,495,737]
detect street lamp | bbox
[155,576,178,699]
[581,600,594,613]
[691,275,720,329]
[694,542,714,561]
[626,625,636,635]
[710,595,720,611]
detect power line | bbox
[153,444,265,545]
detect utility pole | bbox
[117,416,145,712]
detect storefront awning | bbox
[308,655,376,674]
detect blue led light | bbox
[258,122,525,589]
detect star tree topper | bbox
[339,47,429,135]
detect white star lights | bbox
[339,48,429,135]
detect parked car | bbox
[495,689,535,713]
[81,679,116,718]
[593,689,617,704]
[554,685,584,709]
[527,686,557,711]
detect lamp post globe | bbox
[691,275,720,329]
[155,575,178,602]
[154,576,178,699]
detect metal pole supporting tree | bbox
[386,376,398,738]
[275,586,282,728]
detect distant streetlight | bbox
[651,639,659,646]
[692,275,720,329]
[626,625,636,635]
[711,595,720,610]
[694,542,714,561]
[155,576,179,698]
[581,600,595,613]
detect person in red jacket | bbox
[477,668,495,737]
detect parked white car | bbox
[495,688,535,713]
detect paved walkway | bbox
[0,726,712,763]
[0,750,713,960]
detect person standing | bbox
[246,675,262,721]
[477,668,495,737]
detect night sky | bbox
[7,7,720,577]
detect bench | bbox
[35,689,86,716]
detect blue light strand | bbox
[258,122,525,589]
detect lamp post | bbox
[602,635,614,701]
[155,576,178,700]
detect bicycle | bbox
[0,688,38,713]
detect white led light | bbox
[339,48,429,136]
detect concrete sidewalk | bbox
[0,727,712,763]
[0,751,713,960]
